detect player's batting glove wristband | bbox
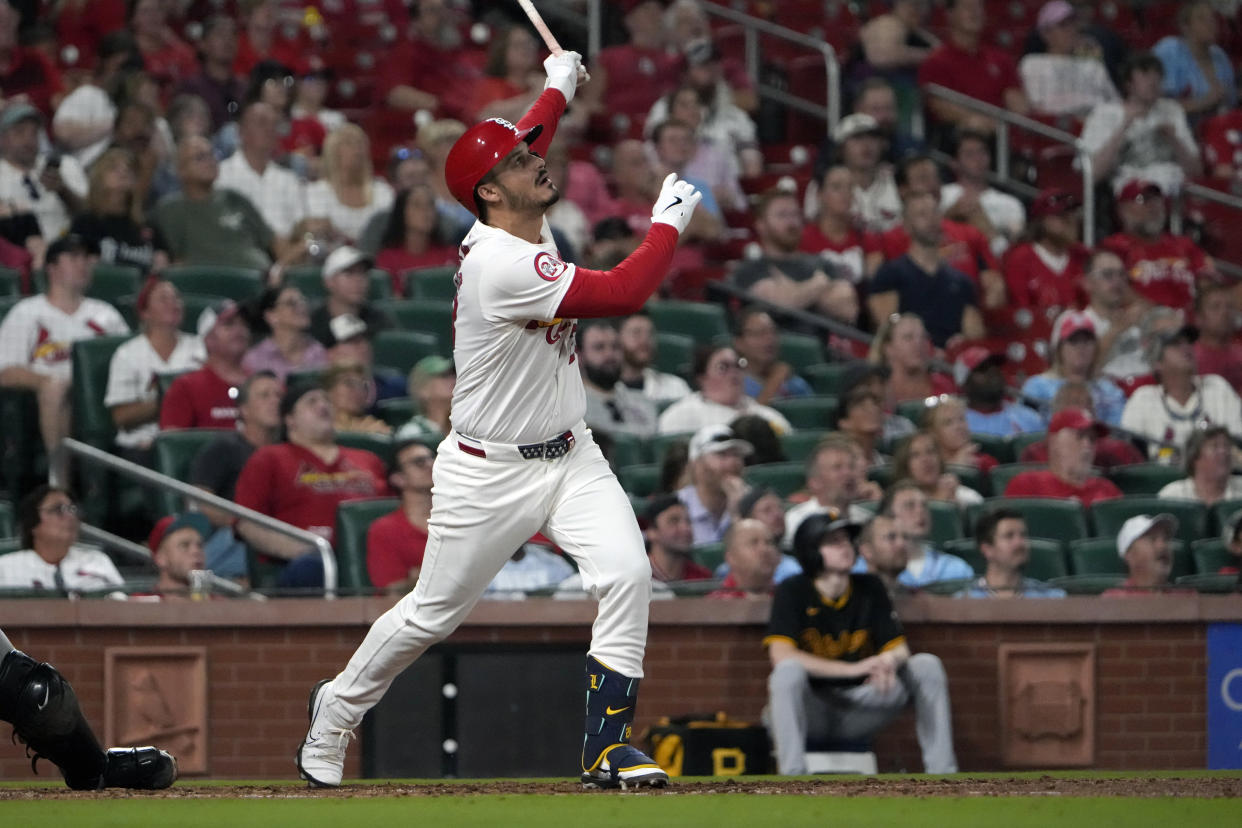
[543,51,588,104]
[650,173,703,236]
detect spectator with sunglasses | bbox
[0,487,122,593]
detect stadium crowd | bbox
[0,0,1240,601]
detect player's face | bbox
[890,489,930,539]
[862,516,907,574]
[141,281,184,330]
[809,448,854,505]
[618,315,655,367]
[698,348,744,405]
[158,528,206,585]
[650,504,694,555]
[395,444,435,493]
[727,522,778,590]
[906,434,942,487]
[1194,434,1233,482]
[240,376,283,430]
[1125,526,1172,583]
[734,312,779,367]
[931,402,969,451]
[819,166,854,218]
[984,518,1029,571]
[287,389,335,442]
[33,492,80,549]
[487,144,559,214]
[886,317,930,368]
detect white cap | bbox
[328,313,369,344]
[833,112,881,143]
[322,245,372,281]
[688,424,753,462]
[195,299,239,339]
[1117,514,1178,558]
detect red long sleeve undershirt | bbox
[555,224,679,319]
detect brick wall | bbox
[0,596,1231,780]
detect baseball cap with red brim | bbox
[953,346,1006,387]
[1029,188,1081,219]
[1117,180,1163,203]
[1048,407,1107,438]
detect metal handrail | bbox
[584,0,840,132]
[922,84,1096,246]
[63,438,338,596]
[1180,181,1242,279]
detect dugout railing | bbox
[62,438,338,597]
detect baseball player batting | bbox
[0,627,177,789]
[296,49,701,789]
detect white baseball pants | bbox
[320,423,653,732]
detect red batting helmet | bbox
[444,118,545,215]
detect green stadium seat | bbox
[771,395,838,431]
[162,265,265,301]
[646,300,730,344]
[1047,573,1125,594]
[928,499,964,546]
[1174,573,1240,593]
[778,333,824,372]
[151,429,230,517]
[338,432,394,467]
[335,497,400,591]
[0,500,13,539]
[693,542,725,572]
[895,399,930,427]
[980,497,1089,543]
[867,463,894,490]
[989,463,1045,496]
[946,463,988,497]
[0,293,19,323]
[941,538,986,575]
[653,331,694,377]
[176,293,223,334]
[627,492,649,518]
[404,265,458,300]
[389,299,453,350]
[1067,537,1127,575]
[651,432,693,470]
[0,266,20,296]
[920,577,975,596]
[971,433,1015,464]
[609,432,649,469]
[286,265,392,301]
[1010,431,1046,461]
[89,263,143,305]
[1211,499,1242,535]
[1191,539,1233,575]
[743,462,806,498]
[372,329,442,375]
[779,430,828,462]
[1106,463,1184,495]
[71,335,129,447]
[1089,498,1207,546]
[802,362,857,396]
[376,397,417,430]
[155,370,192,399]
[618,464,661,497]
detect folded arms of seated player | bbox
[556,174,702,319]
[768,636,911,694]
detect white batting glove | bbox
[650,173,702,236]
[543,51,589,104]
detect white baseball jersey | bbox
[104,332,206,448]
[449,216,586,444]
[0,294,129,379]
[0,544,124,592]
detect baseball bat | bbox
[516,0,563,55]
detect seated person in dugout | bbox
[764,512,958,775]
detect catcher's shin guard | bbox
[580,656,667,789]
[0,650,108,789]
[0,650,176,790]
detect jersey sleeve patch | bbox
[534,251,568,282]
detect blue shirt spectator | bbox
[1153,22,1236,115]
[965,403,1044,436]
[955,576,1066,598]
[1021,374,1126,427]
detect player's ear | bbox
[475,180,503,208]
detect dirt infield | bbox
[2,775,1240,800]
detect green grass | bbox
[4,795,1242,828]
